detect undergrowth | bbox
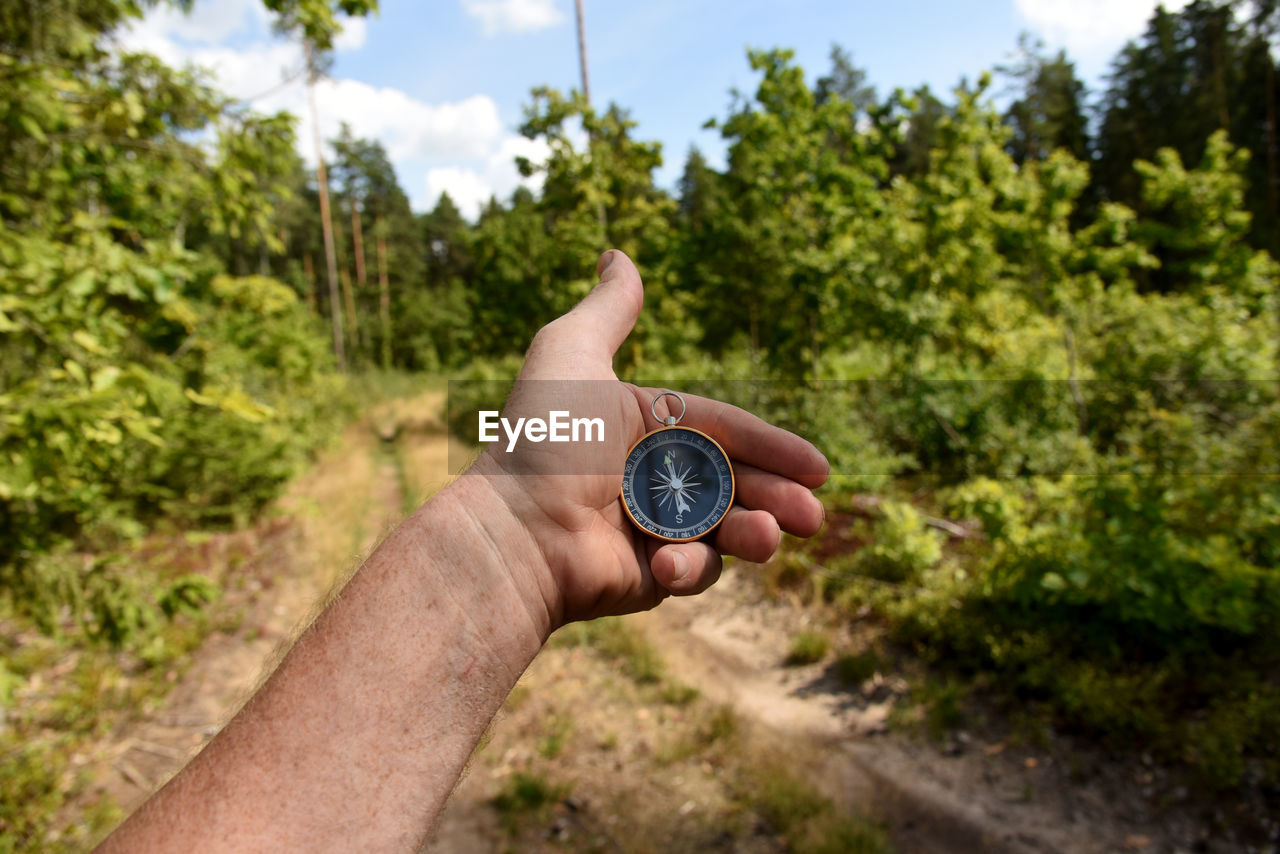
[809,481,1280,796]
[0,538,243,851]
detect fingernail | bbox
[597,249,617,276]
[671,551,689,584]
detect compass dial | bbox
[620,426,734,542]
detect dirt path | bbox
[425,564,1191,854]
[635,568,1181,854]
[86,389,459,824]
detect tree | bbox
[0,0,346,639]
[1131,131,1278,301]
[696,49,887,377]
[519,88,674,264]
[420,191,472,289]
[263,0,380,370]
[468,188,558,356]
[999,35,1089,164]
[404,192,474,369]
[876,84,949,179]
[815,44,877,114]
[329,125,423,367]
[1095,0,1280,254]
[304,41,346,369]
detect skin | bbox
[98,249,829,852]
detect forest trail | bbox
[85,391,1193,853]
[633,573,1183,854]
[80,388,465,825]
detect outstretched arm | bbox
[98,250,828,852]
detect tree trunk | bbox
[376,217,392,372]
[351,201,367,287]
[303,252,318,312]
[332,200,358,355]
[305,40,345,371]
[574,0,591,104]
[574,0,607,237]
[1267,51,1278,218]
[341,266,358,359]
[258,233,270,276]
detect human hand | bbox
[471,250,829,628]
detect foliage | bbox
[732,751,892,854]
[693,49,888,377]
[852,501,944,583]
[659,39,1279,791]
[460,87,678,368]
[1095,0,1280,255]
[0,0,350,647]
[998,35,1089,164]
[261,0,378,52]
[492,771,572,835]
[0,227,342,572]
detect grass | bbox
[494,604,898,853]
[0,548,232,851]
[553,616,666,685]
[657,703,738,765]
[785,629,831,666]
[660,679,701,706]
[731,746,891,854]
[0,393,445,851]
[492,771,572,835]
[536,712,573,759]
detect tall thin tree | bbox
[304,39,346,371]
[376,216,392,371]
[574,0,591,104]
[573,0,607,236]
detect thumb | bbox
[563,249,644,360]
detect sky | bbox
[120,0,1190,220]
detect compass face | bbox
[620,426,735,542]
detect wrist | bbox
[428,456,564,640]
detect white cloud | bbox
[334,17,367,52]
[124,0,267,48]
[425,168,495,218]
[120,4,535,215]
[314,84,503,163]
[461,0,564,36]
[178,41,303,101]
[122,17,505,163]
[1013,0,1193,60]
[425,135,550,219]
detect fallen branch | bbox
[847,494,983,540]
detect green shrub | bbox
[0,225,343,637]
[855,501,945,582]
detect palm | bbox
[495,380,667,622]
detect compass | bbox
[620,392,735,543]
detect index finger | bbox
[631,386,829,489]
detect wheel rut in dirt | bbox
[636,567,1177,854]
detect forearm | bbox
[100,471,553,853]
